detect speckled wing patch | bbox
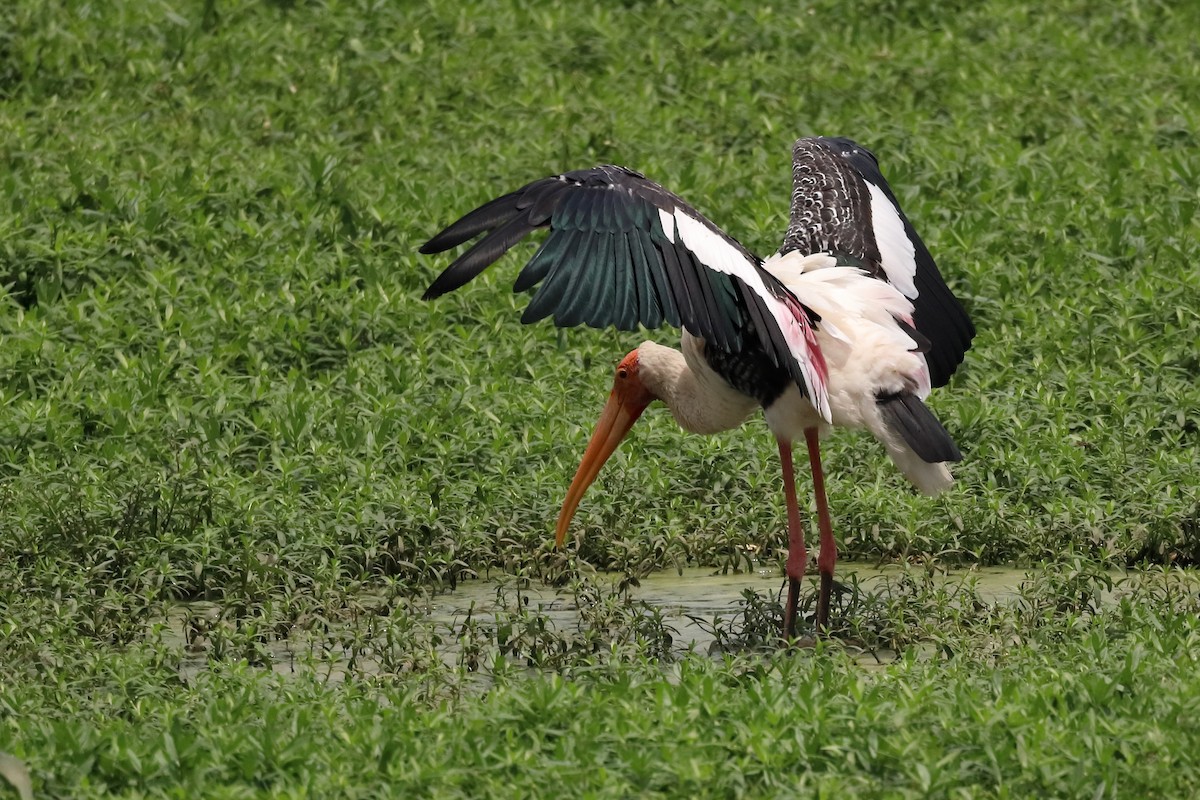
[781,138,883,278]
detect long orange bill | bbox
[554,388,651,547]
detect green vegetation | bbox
[1,0,1198,796]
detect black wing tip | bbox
[914,267,976,387]
[422,268,463,300]
[420,165,769,347]
[419,238,448,255]
[421,238,476,298]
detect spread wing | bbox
[784,137,974,387]
[421,165,829,419]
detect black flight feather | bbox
[607,234,638,329]
[817,137,975,387]
[621,232,655,328]
[527,180,568,225]
[420,190,525,254]
[422,213,536,299]
[629,228,675,327]
[514,228,569,293]
[421,164,824,403]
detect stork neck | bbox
[638,341,757,435]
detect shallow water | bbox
[425,563,1032,657]
[171,562,1189,681]
[430,563,1028,616]
[426,566,783,630]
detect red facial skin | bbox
[555,350,655,547]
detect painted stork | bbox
[420,137,974,638]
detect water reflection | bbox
[168,562,1045,680]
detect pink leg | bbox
[778,438,807,640]
[805,427,836,631]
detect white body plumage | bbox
[764,252,952,494]
[637,252,953,495]
[421,136,974,636]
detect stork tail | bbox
[876,392,961,495]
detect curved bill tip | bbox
[554,384,650,548]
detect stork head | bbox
[555,348,656,547]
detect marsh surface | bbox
[167,563,1075,680]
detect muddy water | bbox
[172,563,1161,680]
[427,567,781,629]
[427,563,1032,658]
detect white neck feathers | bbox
[637,341,757,435]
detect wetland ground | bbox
[2,0,1200,797]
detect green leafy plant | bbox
[2,0,1200,795]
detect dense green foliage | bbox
[7,569,1200,798]
[2,0,1198,796]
